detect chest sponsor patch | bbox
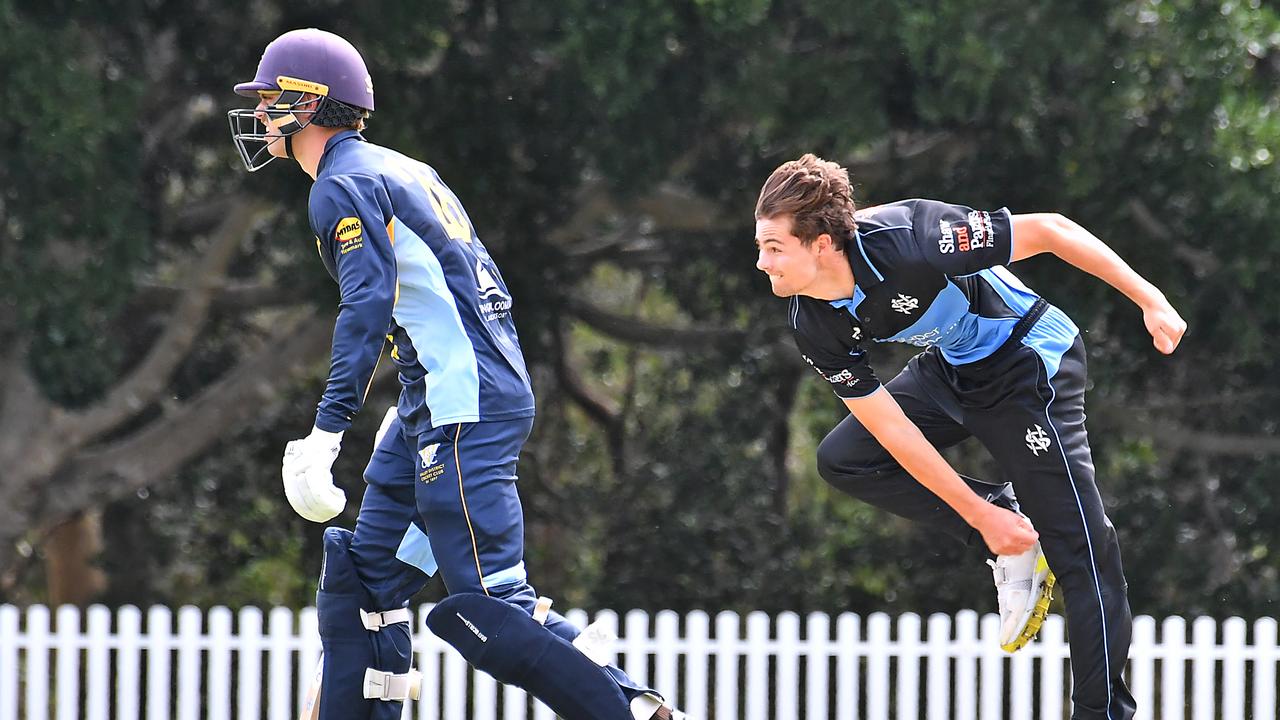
[335,216,364,254]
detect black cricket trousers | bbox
[816,333,1136,720]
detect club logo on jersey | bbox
[335,217,364,255]
[890,293,919,314]
[419,443,444,483]
[476,259,513,321]
[938,211,994,254]
[1025,424,1052,456]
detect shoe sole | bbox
[1000,567,1056,653]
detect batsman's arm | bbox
[309,177,398,433]
[843,388,1038,556]
[1009,213,1187,354]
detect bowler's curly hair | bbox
[754,154,858,250]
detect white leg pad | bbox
[363,668,422,702]
[360,607,413,632]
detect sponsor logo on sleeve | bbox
[335,217,364,255]
[938,211,993,254]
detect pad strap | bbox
[532,596,553,625]
[360,608,413,632]
[362,668,422,702]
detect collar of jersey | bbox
[317,130,366,175]
[828,285,867,316]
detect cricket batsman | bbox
[229,28,686,720]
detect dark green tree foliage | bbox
[3,0,1278,620]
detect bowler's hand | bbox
[282,427,346,522]
[973,504,1039,556]
[1143,296,1187,355]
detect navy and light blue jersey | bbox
[790,199,1079,399]
[307,130,534,435]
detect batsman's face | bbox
[254,91,290,159]
[755,215,822,297]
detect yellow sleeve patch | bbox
[335,216,365,254]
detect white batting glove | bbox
[282,427,347,522]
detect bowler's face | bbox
[755,215,819,297]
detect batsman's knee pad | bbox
[427,593,636,720]
[317,527,419,720]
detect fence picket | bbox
[714,611,740,720]
[954,610,978,720]
[55,605,80,720]
[207,606,233,720]
[297,607,321,716]
[1131,615,1156,720]
[146,606,172,720]
[835,613,860,720]
[267,606,294,720]
[1191,616,1216,720]
[978,613,1003,720]
[1254,617,1277,720]
[745,612,770,720]
[178,606,203,720]
[686,611,712,717]
[1,603,1275,720]
[925,614,951,720]
[85,605,110,720]
[0,606,18,720]
[805,612,830,720]
[1221,617,1246,720]
[238,607,264,720]
[1038,616,1065,720]
[775,612,801,720]
[118,606,143,720]
[656,609,681,713]
[867,613,891,720]
[1161,616,1187,720]
[895,613,920,720]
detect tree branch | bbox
[63,197,276,445]
[1146,422,1280,457]
[1127,198,1220,277]
[564,297,746,350]
[553,332,621,431]
[131,280,312,315]
[45,313,335,518]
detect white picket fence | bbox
[0,605,1276,720]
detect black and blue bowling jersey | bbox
[790,199,1079,399]
[307,131,534,435]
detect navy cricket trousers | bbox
[816,336,1136,720]
[344,414,650,698]
[348,416,543,609]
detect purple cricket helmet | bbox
[227,29,375,171]
[234,28,374,111]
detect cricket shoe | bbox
[987,541,1055,653]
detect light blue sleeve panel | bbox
[389,217,482,426]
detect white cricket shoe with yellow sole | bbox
[988,541,1055,653]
